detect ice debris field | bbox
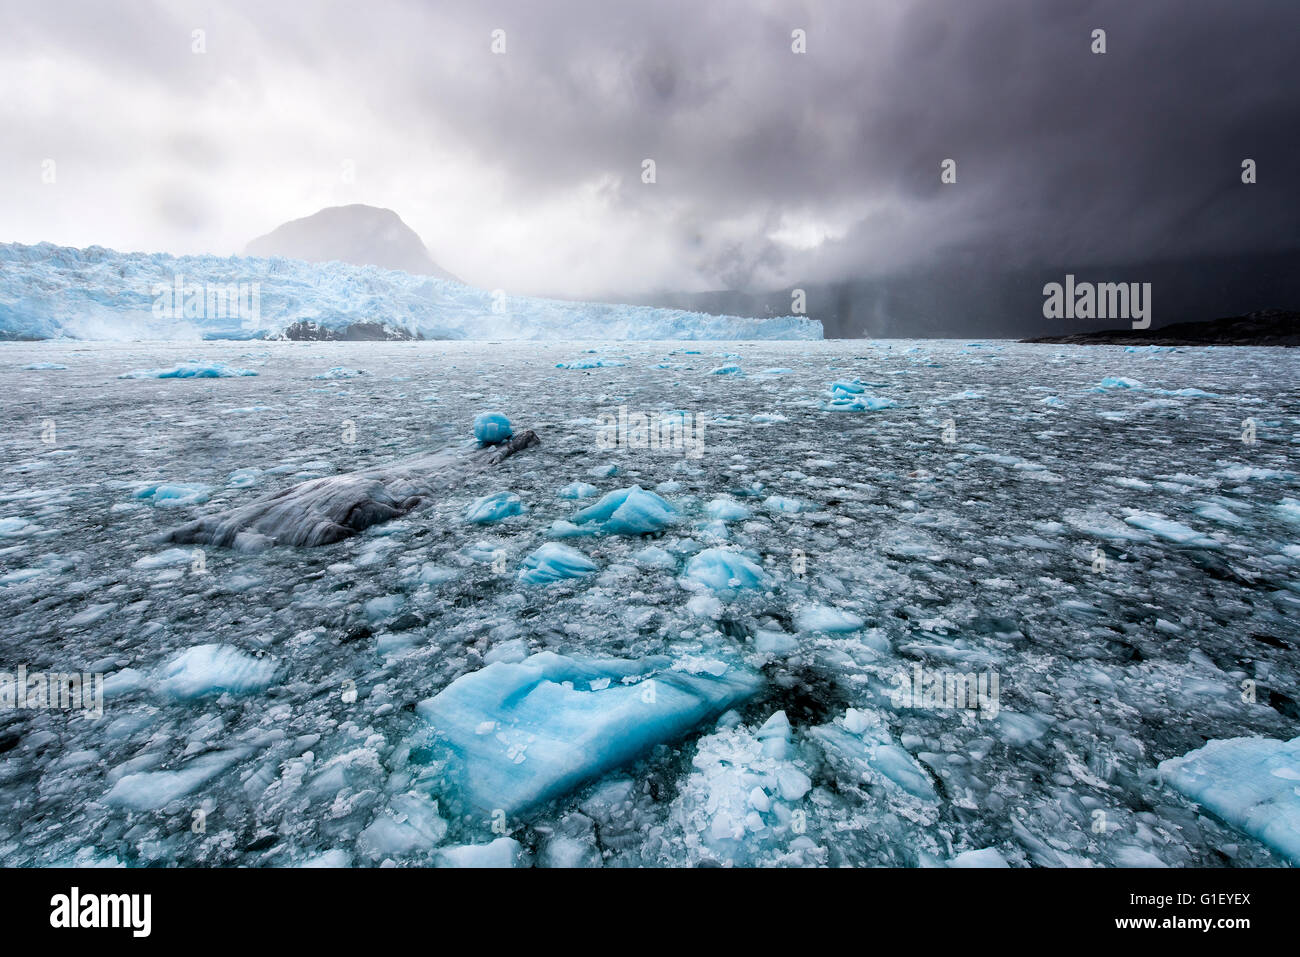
[0,337,1298,868]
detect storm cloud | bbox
[2,0,1296,307]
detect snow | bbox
[1,242,821,341]
[1158,736,1300,865]
[414,651,761,814]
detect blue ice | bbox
[414,651,762,814]
[465,491,525,524]
[517,543,599,584]
[570,485,679,535]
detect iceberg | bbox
[464,491,525,525]
[684,547,772,593]
[570,485,679,535]
[132,483,212,508]
[517,543,599,584]
[472,412,513,444]
[118,361,256,379]
[414,651,762,815]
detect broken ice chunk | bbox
[517,543,599,585]
[156,644,278,700]
[1158,735,1300,865]
[464,491,525,524]
[415,651,762,815]
[472,412,513,444]
[684,547,772,593]
[570,485,679,535]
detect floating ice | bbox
[104,748,252,810]
[570,485,679,535]
[311,366,365,379]
[465,491,525,525]
[132,483,211,508]
[118,361,256,379]
[948,848,1010,868]
[22,362,66,370]
[435,837,521,868]
[557,482,599,499]
[1097,376,1144,390]
[634,545,676,569]
[0,517,38,537]
[764,495,813,514]
[1158,735,1300,865]
[709,365,742,375]
[156,644,278,699]
[556,358,625,369]
[132,547,197,570]
[667,710,823,866]
[684,547,772,593]
[1123,510,1218,547]
[472,412,513,444]
[414,651,762,814]
[356,791,448,861]
[823,393,897,412]
[517,543,599,584]
[812,709,939,802]
[705,497,752,522]
[793,605,865,633]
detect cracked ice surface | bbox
[0,338,1298,867]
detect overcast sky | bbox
[2,0,1296,300]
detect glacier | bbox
[0,242,822,341]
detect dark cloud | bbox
[1,0,1296,312]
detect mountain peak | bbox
[246,204,458,281]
